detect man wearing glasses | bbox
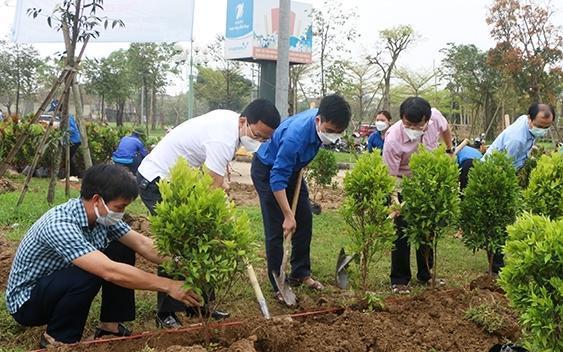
[136,99,280,328]
[382,96,453,294]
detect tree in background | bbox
[487,0,563,106]
[368,25,417,112]
[312,0,359,97]
[194,66,252,112]
[0,41,42,117]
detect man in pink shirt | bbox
[382,97,453,294]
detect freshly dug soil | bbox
[229,182,344,211]
[0,233,16,289]
[51,287,520,352]
[470,274,504,294]
[0,177,16,194]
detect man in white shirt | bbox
[136,99,280,328]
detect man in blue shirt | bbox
[367,110,392,153]
[5,164,200,348]
[484,103,555,170]
[457,144,483,190]
[68,114,82,176]
[112,127,149,174]
[251,94,351,300]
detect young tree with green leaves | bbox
[499,214,562,352]
[342,152,395,291]
[308,148,338,201]
[402,146,460,288]
[524,152,563,219]
[151,158,255,335]
[460,151,521,276]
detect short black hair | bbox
[375,110,392,121]
[528,103,555,121]
[241,99,281,129]
[400,97,432,123]
[318,94,351,130]
[81,164,138,202]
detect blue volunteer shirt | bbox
[256,108,322,192]
[5,198,131,314]
[112,135,149,160]
[367,131,384,153]
[456,146,483,166]
[68,115,81,144]
[484,115,534,170]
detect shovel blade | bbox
[273,272,297,306]
[336,248,354,289]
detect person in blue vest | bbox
[367,110,392,153]
[251,94,351,302]
[457,144,483,190]
[112,128,149,174]
[68,114,82,177]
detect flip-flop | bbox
[391,284,410,294]
[301,276,325,290]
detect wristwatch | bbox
[445,147,454,154]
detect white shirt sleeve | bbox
[202,141,234,176]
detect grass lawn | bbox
[331,151,358,164]
[0,174,489,351]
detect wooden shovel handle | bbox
[285,169,304,243]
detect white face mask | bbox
[94,198,124,226]
[375,121,389,131]
[316,121,341,145]
[240,136,262,152]
[404,128,425,141]
[529,127,548,138]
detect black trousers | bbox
[390,213,433,285]
[136,172,187,313]
[11,241,135,343]
[69,143,81,177]
[250,156,313,292]
[458,159,504,274]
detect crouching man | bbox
[5,164,201,348]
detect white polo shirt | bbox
[138,110,240,181]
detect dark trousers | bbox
[459,159,504,274]
[390,214,433,285]
[136,172,186,313]
[69,143,81,177]
[11,241,135,343]
[251,156,313,292]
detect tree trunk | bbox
[382,73,391,112]
[151,88,157,130]
[72,81,93,169]
[360,250,368,292]
[101,94,105,122]
[48,92,71,204]
[115,102,124,126]
[487,251,494,277]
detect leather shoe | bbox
[155,312,182,328]
[186,306,230,320]
[94,323,131,339]
[39,332,62,348]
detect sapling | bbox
[308,148,338,201]
[460,151,521,276]
[151,158,254,340]
[402,146,460,288]
[499,214,562,352]
[523,152,563,219]
[342,152,395,291]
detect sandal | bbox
[418,278,446,287]
[391,284,410,294]
[94,323,131,339]
[301,276,325,290]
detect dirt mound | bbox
[0,178,16,194]
[470,275,504,293]
[50,287,520,352]
[123,213,152,235]
[0,234,16,289]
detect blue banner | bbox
[226,0,253,39]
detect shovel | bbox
[273,169,304,306]
[246,263,271,319]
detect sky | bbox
[0,0,561,94]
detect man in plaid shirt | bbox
[5,164,201,348]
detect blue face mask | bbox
[529,127,549,138]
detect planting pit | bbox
[46,287,520,352]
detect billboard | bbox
[12,0,195,43]
[225,0,312,64]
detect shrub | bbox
[342,152,395,290]
[499,214,562,352]
[524,152,563,219]
[308,148,338,201]
[84,122,122,164]
[402,146,460,288]
[460,151,521,275]
[151,158,254,316]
